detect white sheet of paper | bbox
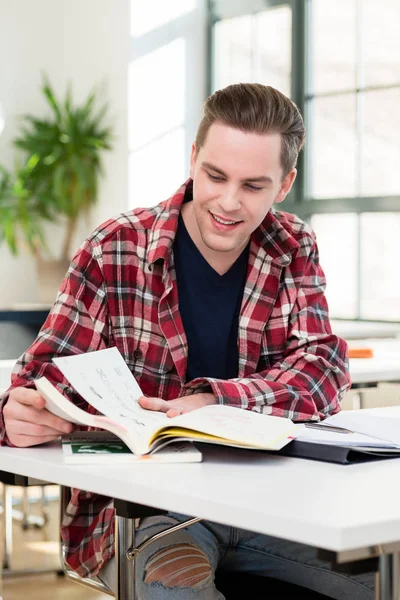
[325,409,400,446]
[53,348,167,434]
[295,423,399,449]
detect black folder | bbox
[277,440,400,465]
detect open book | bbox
[34,347,297,458]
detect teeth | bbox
[212,214,238,225]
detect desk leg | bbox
[1,487,12,570]
[115,515,135,600]
[376,553,400,600]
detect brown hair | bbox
[195,83,306,177]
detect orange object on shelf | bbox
[348,347,374,359]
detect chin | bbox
[203,236,240,253]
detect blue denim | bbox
[97,513,375,599]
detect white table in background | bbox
[0,443,399,599]
[332,320,400,341]
[349,339,400,386]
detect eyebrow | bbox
[202,161,273,184]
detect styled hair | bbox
[195,83,306,177]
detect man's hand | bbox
[138,393,217,418]
[3,387,74,447]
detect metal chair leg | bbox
[377,553,400,600]
[115,516,135,600]
[58,486,113,596]
[1,483,65,577]
[2,485,13,570]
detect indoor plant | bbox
[0,77,113,301]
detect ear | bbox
[275,168,297,204]
[189,142,198,180]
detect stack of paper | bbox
[295,406,400,455]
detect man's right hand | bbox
[3,387,74,447]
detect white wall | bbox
[0,0,129,306]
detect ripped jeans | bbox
[96,512,375,600]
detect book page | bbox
[148,404,297,451]
[53,348,167,451]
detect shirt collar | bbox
[146,179,192,268]
[146,179,300,269]
[253,209,300,267]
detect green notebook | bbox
[62,431,202,464]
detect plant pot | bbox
[36,258,70,304]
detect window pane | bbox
[129,128,185,208]
[309,94,357,198]
[213,7,292,95]
[310,0,357,95]
[255,7,291,96]
[213,15,254,89]
[364,0,400,87]
[129,39,185,151]
[130,0,196,37]
[311,214,358,319]
[360,88,400,197]
[360,213,400,320]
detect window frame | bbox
[208,0,400,322]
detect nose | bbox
[218,188,241,213]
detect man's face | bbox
[185,122,296,267]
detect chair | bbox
[59,485,332,599]
[0,471,61,577]
[0,359,57,576]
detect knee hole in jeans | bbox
[144,542,211,588]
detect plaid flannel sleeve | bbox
[195,243,351,422]
[0,239,116,577]
[0,238,111,441]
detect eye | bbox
[245,183,263,191]
[207,172,224,182]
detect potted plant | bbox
[0,77,113,302]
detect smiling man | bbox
[0,83,372,599]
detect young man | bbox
[0,84,373,598]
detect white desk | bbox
[0,442,399,599]
[332,320,400,341]
[349,339,400,386]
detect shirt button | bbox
[133,349,143,360]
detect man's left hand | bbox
[138,393,217,418]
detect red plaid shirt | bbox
[0,179,350,577]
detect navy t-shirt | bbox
[173,213,249,381]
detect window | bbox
[209,0,400,321]
[211,3,291,96]
[129,1,205,208]
[305,0,400,320]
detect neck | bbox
[181,203,247,275]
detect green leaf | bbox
[1,74,113,255]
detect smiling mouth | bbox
[210,212,242,226]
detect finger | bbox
[8,433,60,448]
[9,387,45,409]
[6,420,72,438]
[5,404,73,434]
[166,408,182,418]
[138,396,169,412]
